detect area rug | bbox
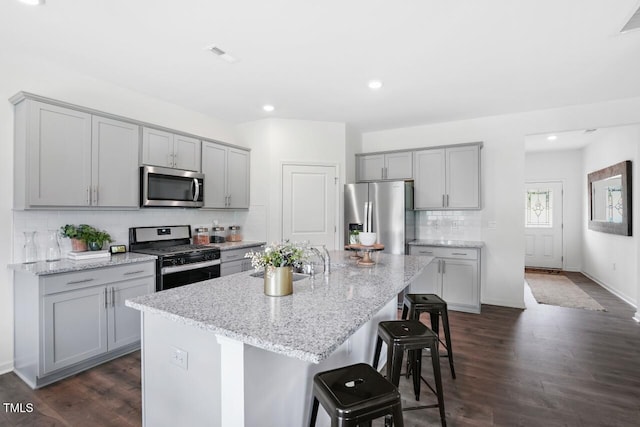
[525,272,606,311]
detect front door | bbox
[282,164,338,248]
[524,181,563,269]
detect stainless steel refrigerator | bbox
[344,181,415,254]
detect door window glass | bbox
[525,189,552,228]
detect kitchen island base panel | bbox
[139,299,396,427]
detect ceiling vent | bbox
[621,5,640,32]
[205,45,238,63]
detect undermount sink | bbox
[249,271,310,281]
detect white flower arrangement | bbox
[245,241,309,269]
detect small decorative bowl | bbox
[358,232,377,246]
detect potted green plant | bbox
[60,224,113,251]
[60,224,88,252]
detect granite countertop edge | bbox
[126,251,434,364]
[208,241,266,251]
[8,253,158,275]
[409,239,484,248]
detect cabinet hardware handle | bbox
[111,287,116,308]
[437,259,441,273]
[451,252,467,256]
[442,194,445,207]
[446,194,449,207]
[420,250,433,255]
[442,260,445,274]
[104,287,108,309]
[228,195,231,206]
[67,278,94,285]
[87,187,91,205]
[226,254,242,260]
[124,270,145,275]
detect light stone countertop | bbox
[409,239,484,248]
[207,241,266,251]
[8,252,157,275]
[126,250,433,364]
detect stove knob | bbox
[205,252,213,260]
[171,259,178,266]
[178,258,186,265]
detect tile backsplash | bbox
[415,210,482,241]
[11,208,260,263]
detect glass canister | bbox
[23,231,38,264]
[193,227,210,245]
[226,225,242,242]
[210,226,226,243]
[45,230,61,262]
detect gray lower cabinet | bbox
[14,261,155,388]
[220,245,262,276]
[409,246,481,313]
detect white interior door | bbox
[282,164,337,248]
[524,181,563,269]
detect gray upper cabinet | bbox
[141,127,201,172]
[92,116,140,207]
[13,97,141,209]
[357,151,412,181]
[202,141,250,209]
[414,143,481,210]
[25,101,93,207]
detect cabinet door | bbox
[409,258,442,295]
[357,154,384,181]
[28,102,92,206]
[221,260,244,276]
[43,286,108,374]
[385,152,413,180]
[414,149,446,209]
[441,259,479,312]
[446,145,480,209]
[142,127,173,168]
[226,148,250,208]
[201,141,228,208]
[174,134,201,172]
[92,116,140,207]
[107,277,154,351]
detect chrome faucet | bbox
[310,246,331,275]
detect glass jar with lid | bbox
[211,226,226,243]
[226,225,242,242]
[193,227,209,245]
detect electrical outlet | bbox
[170,346,188,370]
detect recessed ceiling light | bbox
[204,44,238,63]
[368,80,383,90]
[263,105,275,112]
[547,135,558,141]
[18,0,45,5]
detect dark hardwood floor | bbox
[1,272,638,426]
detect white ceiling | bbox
[3,0,640,132]
[525,129,599,152]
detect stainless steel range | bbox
[129,225,221,291]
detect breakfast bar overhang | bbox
[126,250,433,427]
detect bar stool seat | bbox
[373,320,446,426]
[309,362,404,427]
[402,293,456,379]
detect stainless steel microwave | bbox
[140,165,204,208]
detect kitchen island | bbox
[126,250,433,427]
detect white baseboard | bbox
[481,297,525,310]
[581,271,637,309]
[0,360,13,375]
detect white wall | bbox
[238,118,347,246]
[582,125,639,309]
[0,55,243,374]
[362,96,640,310]
[525,149,583,271]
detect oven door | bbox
[159,260,220,291]
[141,165,204,208]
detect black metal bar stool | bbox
[309,362,404,427]
[402,293,456,379]
[372,320,446,426]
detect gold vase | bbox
[264,266,293,296]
